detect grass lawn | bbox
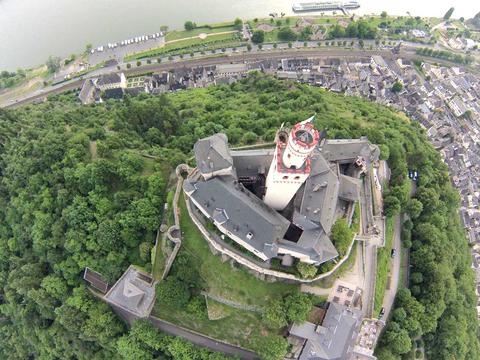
[153,301,265,349]
[151,234,167,280]
[166,24,236,41]
[374,215,395,315]
[125,33,240,60]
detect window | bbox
[282,175,289,180]
[294,176,300,180]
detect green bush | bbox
[330,218,353,257]
[297,262,318,279]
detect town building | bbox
[288,302,363,360]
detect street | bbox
[148,316,257,360]
[380,215,402,320]
[111,304,257,360]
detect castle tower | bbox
[264,116,319,210]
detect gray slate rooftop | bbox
[194,133,234,177]
[185,176,290,258]
[290,303,363,360]
[104,266,155,318]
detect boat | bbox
[292,1,360,12]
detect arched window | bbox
[282,175,289,180]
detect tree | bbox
[392,81,403,93]
[330,218,353,257]
[381,11,388,18]
[251,30,265,43]
[156,277,190,308]
[375,348,400,360]
[117,335,153,360]
[234,18,243,30]
[443,7,454,21]
[262,299,288,328]
[187,296,207,319]
[252,335,288,360]
[406,199,423,219]
[297,262,318,279]
[46,56,61,73]
[284,292,312,323]
[184,20,196,31]
[384,195,401,217]
[160,25,169,33]
[85,43,93,53]
[278,27,297,41]
[379,144,390,160]
[382,322,412,355]
[329,24,345,38]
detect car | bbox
[391,248,397,258]
[379,307,385,318]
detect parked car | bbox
[379,307,385,319]
[391,248,397,258]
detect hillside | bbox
[0,74,477,360]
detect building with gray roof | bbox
[184,120,378,266]
[194,134,235,180]
[104,265,155,318]
[289,302,363,360]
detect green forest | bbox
[0,73,478,359]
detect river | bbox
[0,0,475,70]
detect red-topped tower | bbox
[264,116,319,210]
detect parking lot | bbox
[89,33,165,65]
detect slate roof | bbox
[97,73,122,86]
[194,133,234,177]
[78,79,97,105]
[230,149,274,177]
[301,151,340,233]
[185,176,290,258]
[290,303,362,360]
[104,266,155,318]
[104,87,124,99]
[320,139,379,163]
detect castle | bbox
[184,116,379,267]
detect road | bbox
[380,215,401,320]
[149,316,257,359]
[111,304,257,359]
[363,242,377,318]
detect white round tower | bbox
[282,121,318,169]
[264,116,319,211]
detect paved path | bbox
[149,316,258,360]
[201,291,261,313]
[381,215,401,320]
[300,284,332,297]
[165,30,237,44]
[111,304,257,359]
[363,242,377,318]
